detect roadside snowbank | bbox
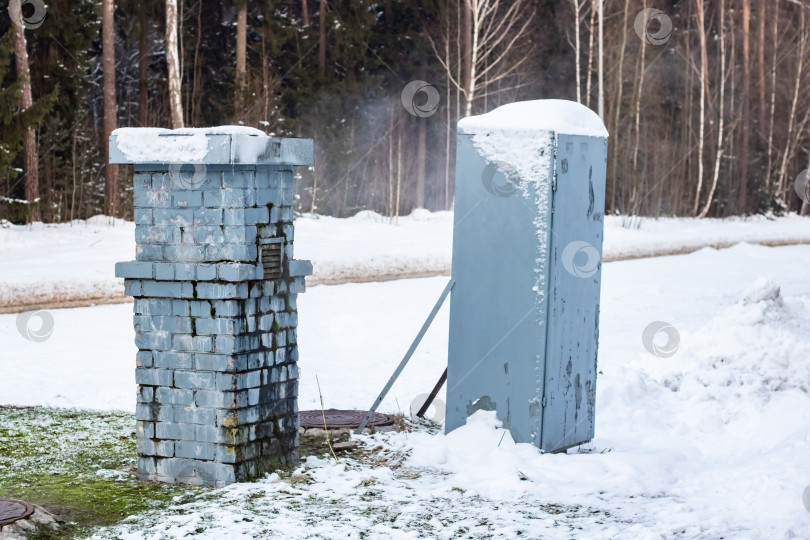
[3,211,810,312]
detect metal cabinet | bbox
[446,101,607,453]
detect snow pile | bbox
[394,411,540,499]
[364,410,688,504]
[657,277,810,395]
[367,411,651,502]
[458,99,608,138]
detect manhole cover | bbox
[300,409,395,429]
[0,499,34,527]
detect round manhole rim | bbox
[299,409,395,429]
[0,499,35,528]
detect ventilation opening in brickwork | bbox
[260,239,284,281]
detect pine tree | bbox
[0,30,55,222]
[23,0,99,222]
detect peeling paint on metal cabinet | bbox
[539,134,606,452]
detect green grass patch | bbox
[0,406,197,536]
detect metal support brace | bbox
[416,368,447,418]
[355,279,455,434]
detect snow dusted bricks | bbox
[111,128,313,487]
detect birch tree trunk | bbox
[465,1,479,116]
[738,0,750,213]
[166,0,184,128]
[585,0,595,108]
[388,106,394,218]
[445,6,452,210]
[10,0,40,222]
[597,0,603,120]
[571,0,582,104]
[692,0,707,216]
[456,1,462,125]
[462,0,471,110]
[631,0,648,204]
[776,6,806,199]
[631,20,646,171]
[766,9,779,191]
[699,0,725,218]
[416,117,426,208]
[311,144,318,213]
[799,141,810,216]
[609,0,630,214]
[395,126,402,223]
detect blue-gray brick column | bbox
[111,129,313,487]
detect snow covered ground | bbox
[2,243,810,538]
[3,211,810,310]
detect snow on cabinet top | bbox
[109,126,313,166]
[455,100,607,304]
[458,99,608,138]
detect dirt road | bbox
[2,237,807,314]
